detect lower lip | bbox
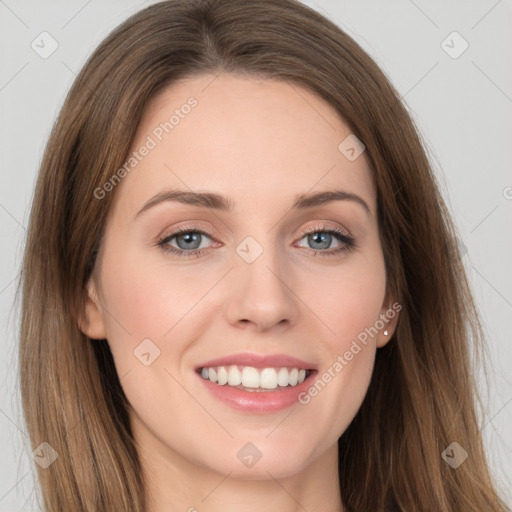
[196,371,317,413]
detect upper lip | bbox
[196,352,316,370]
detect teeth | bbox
[217,366,229,385]
[260,368,278,389]
[277,367,289,386]
[228,365,242,386]
[241,366,260,388]
[199,365,311,389]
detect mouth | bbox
[194,353,318,413]
[196,365,314,392]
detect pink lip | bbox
[196,352,316,371]
[196,369,317,414]
[195,352,317,414]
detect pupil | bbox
[177,232,201,250]
[309,232,330,249]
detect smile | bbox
[195,352,317,412]
[198,365,312,391]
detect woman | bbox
[18,0,509,510]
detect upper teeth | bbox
[200,365,309,389]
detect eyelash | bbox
[156,223,357,259]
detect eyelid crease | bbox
[297,221,352,238]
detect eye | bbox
[156,225,218,258]
[295,223,356,256]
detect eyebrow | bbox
[134,188,371,220]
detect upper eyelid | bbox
[298,222,351,236]
[162,223,348,238]
[161,226,214,240]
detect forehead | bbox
[110,73,376,216]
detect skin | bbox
[79,73,399,512]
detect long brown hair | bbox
[18,0,508,510]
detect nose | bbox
[223,244,300,333]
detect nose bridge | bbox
[223,231,299,330]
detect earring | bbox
[383,330,389,336]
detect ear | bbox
[376,293,401,348]
[77,275,107,340]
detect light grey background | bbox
[1,0,511,509]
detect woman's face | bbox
[82,73,398,480]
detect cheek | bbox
[97,244,214,356]
[297,344,376,451]
[297,258,385,433]
[316,259,387,351]
[95,248,206,442]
